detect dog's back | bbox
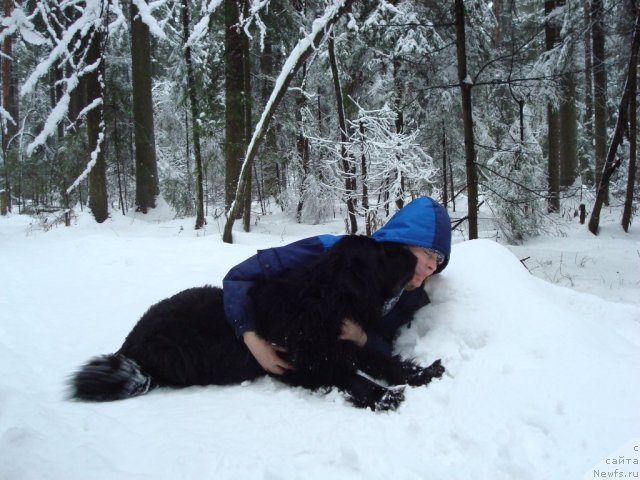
[69,286,263,401]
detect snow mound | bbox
[397,239,640,478]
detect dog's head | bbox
[378,242,418,297]
[329,235,417,300]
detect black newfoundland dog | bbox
[70,235,444,411]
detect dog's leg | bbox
[356,351,445,387]
[404,359,445,386]
[333,371,405,411]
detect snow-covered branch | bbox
[131,0,167,39]
[19,1,128,157]
[0,6,48,45]
[223,0,355,242]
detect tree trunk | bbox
[547,104,560,211]
[224,0,245,216]
[131,1,159,213]
[589,5,640,234]
[591,0,608,203]
[559,26,578,188]
[622,4,639,232]
[360,121,370,236]
[0,189,7,215]
[295,65,309,223]
[545,0,560,212]
[442,121,448,209]
[114,115,127,216]
[1,0,14,212]
[181,0,205,230]
[86,27,108,223]
[293,0,310,221]
[260,40,282,207]
[559,70,578,187]
[1,0,14,145]
[222,0,355,243]
[50,2,66,142]
[241,1,252,232]
[328,34,358,234]
[454,0,478,239]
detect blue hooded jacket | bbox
[222,197,451,356]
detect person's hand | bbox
[242,331,294,375]
[339,318,368,348]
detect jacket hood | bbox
[371,197,452,274]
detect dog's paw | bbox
[373,386,405,411]
[347,385,405,411]
[426,359,445,378]
[407,359,445,386]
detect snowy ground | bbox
[1,203,639,480]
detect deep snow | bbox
[1,205,639,480]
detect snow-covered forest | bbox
[1,0,638,241]
[2,2,640,478]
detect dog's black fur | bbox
[70,235,444,411]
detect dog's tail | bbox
[69,354,155,402]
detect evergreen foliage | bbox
[1,0,637,240]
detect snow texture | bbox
[0,208,639,480]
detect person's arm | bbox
[340,288,432,357]
[222,257,262,338]
[339,318,393,356]
[242,331,294,375]
[339,318,367,347]
[224,260,294,374]
[223,235,342,373]
[223,236,340,338]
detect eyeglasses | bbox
[423,248,445,266]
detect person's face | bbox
[405,246,439,290]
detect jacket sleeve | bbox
[222,235,340,338]
[363,332,393,357]
[222,255,264,338]
[363,288,431,356]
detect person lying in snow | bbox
[69,196,450,410]
[223,196,452,375]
